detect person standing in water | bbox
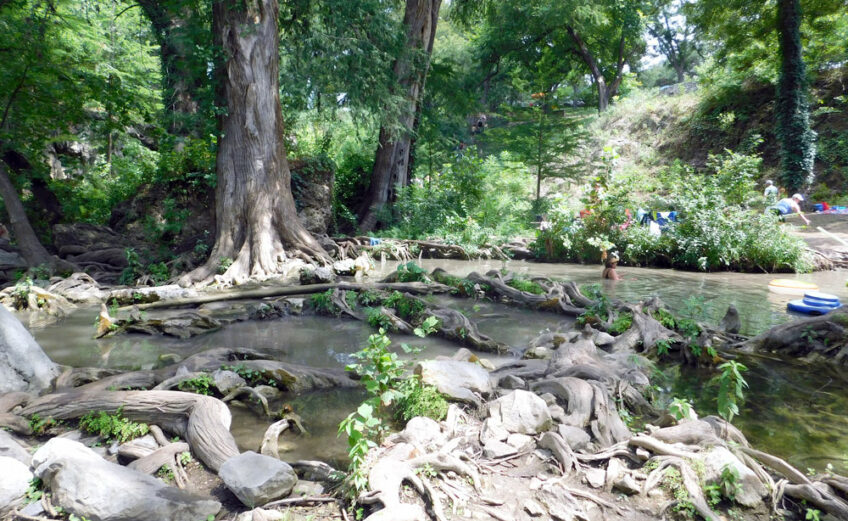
[602,253,622,280]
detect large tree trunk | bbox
[358,0,441,233]
[776,0,815,193]
[567,27,626,114]
[179,0,325,286]
[0,160,55,268]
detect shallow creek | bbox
[28,260,848,474]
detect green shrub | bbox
[533,149,811,273]
[177,374,215,395]
[395,379,448,422]
[310,289,339,315]
[609,312,633,334]
[395,262,428,283]
[79,407,149,442]
[506,276,545,295]
[383,291,426,321]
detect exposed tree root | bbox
[20,390,239,471]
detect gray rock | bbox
[236,508,287,521]
[593,330,616,348]
[415,360,493,404]
[539,393,557,406]
[213,369,247,394]
[480,418,510,445]
[32,438,220,521]
[524,346,552,359]
[0,456,32,515]
[0,430,31,465]
[19,500,46,517]
[613,474,641,495]
[557,425,591,452]
[498,374,526,390]
[524,499,545,517]
[548,404,567,424]
[219,451,298,508]
[0,306,60,393]
[0,249,27,271]
[299,265,336,285]
[488,390,552,435]
[396,417,444,450]
[702,446,767,507]
[506,433,535,452]
[332,259,356,276]
[290,480,325,497]
[482,440,516,459]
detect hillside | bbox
[588,70,848,200]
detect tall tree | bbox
[775,0,815,192]
[179,0,326,285]
[357,0,442,232]
[137,0,214,138]
[647,0,701,83]
[466,0,649,114]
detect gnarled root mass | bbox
[351,270,848,521]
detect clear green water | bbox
[27,261,848,472]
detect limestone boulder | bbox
[299,265,336,285]
[0,306,60,393]
[488,390,552,435]
[213,369,247,394]
[0,430,32,465]
[414,360,493,404]
[219,451,298,508]
[702,446,767,508]
[32,438,220,521]
[0,456,32,515]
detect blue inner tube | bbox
[804,291,840,304]
[788,300,843,315]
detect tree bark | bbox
[0,160,55,267]
[179,0,326,286]
[567,27,628,113]
[776,0,815,193]
[358,0,441,232]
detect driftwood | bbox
[122,281,452,311]
[20,390,239,471]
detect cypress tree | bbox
[775,0,816,193]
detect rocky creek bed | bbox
[2,265,848,521]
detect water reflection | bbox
[26,260,848,474]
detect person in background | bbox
[602,253,622,281]
[772,193,811,225]
[763,180,779,204]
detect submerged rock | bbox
[32,438,220,521]
[219,451,298,508]
[0,306,61,393]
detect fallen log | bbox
[120,281,453,311]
